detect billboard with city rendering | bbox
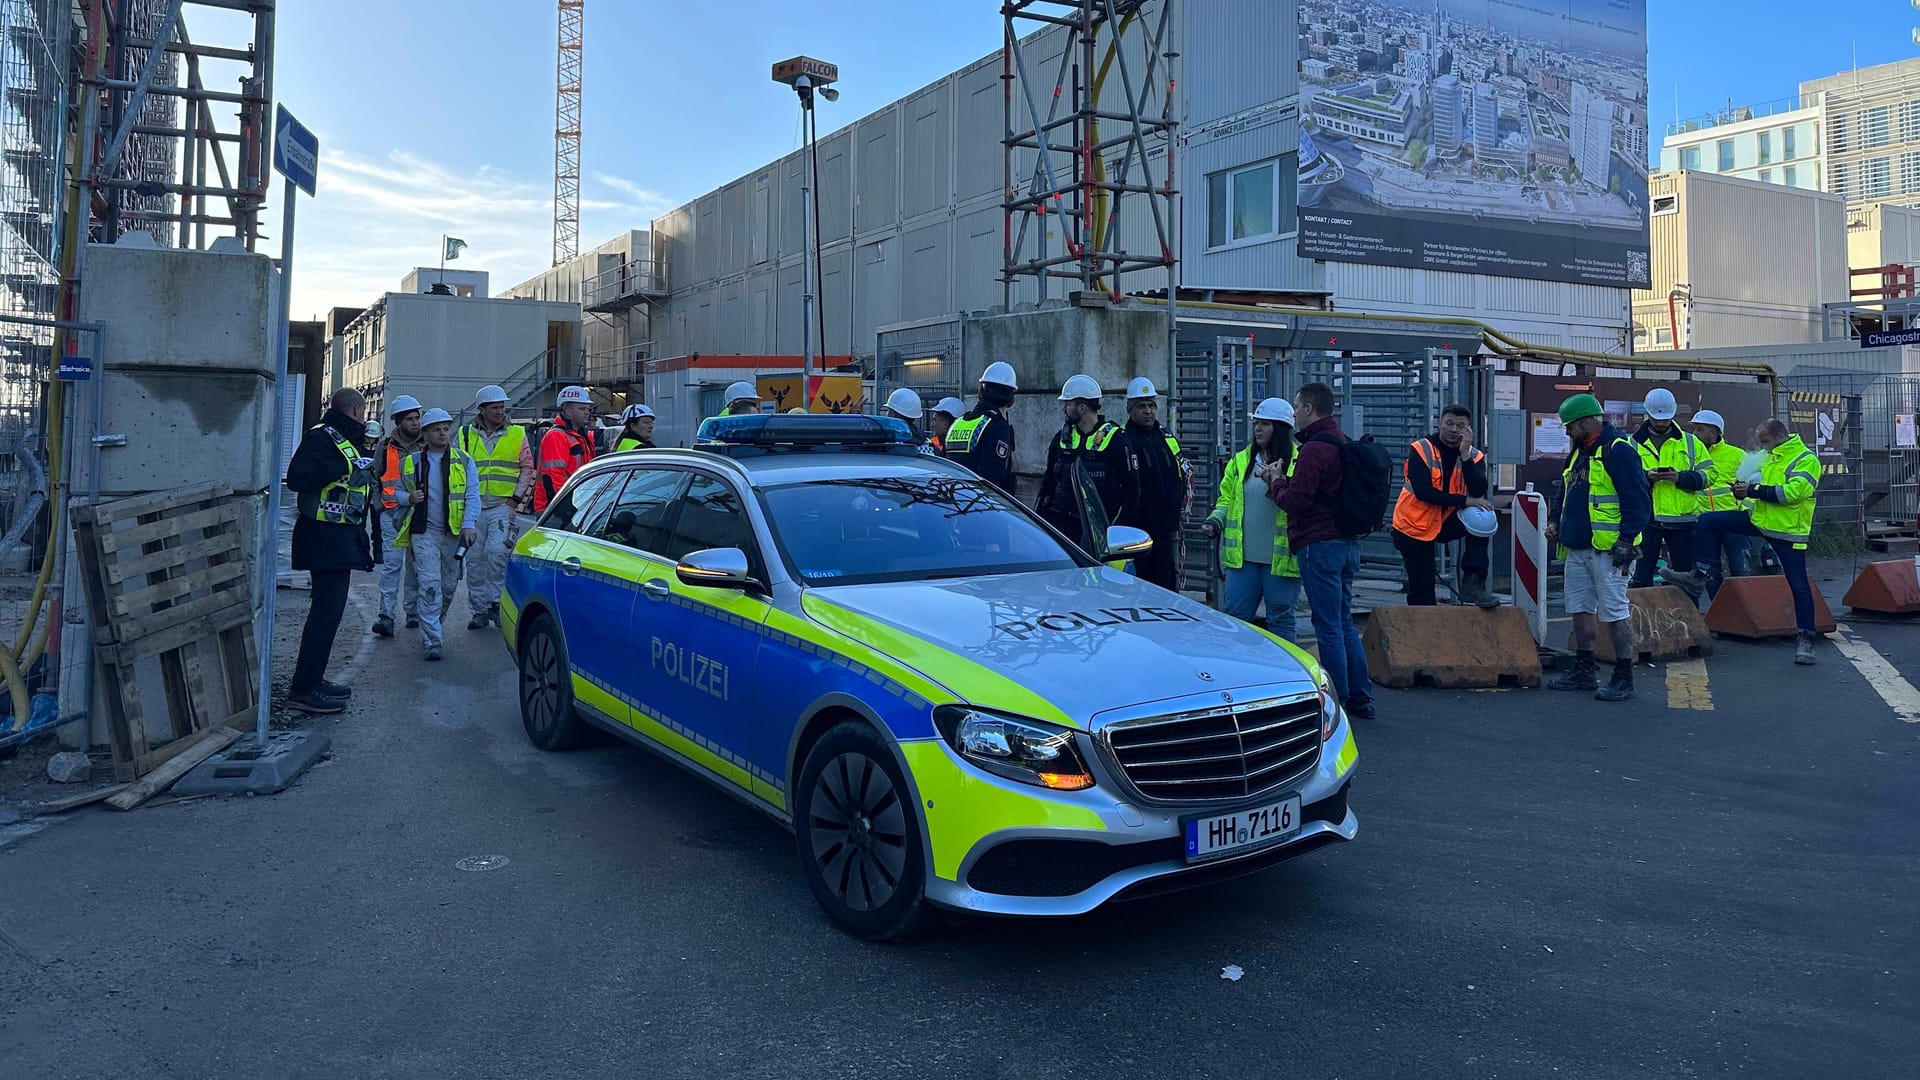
[1296,0,1650,288]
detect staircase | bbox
[452,347,585,428]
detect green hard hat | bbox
[1558,393,1603,425]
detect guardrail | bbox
[585,346,650,386]
[584,258,666,310]
[1665,93,1821,138]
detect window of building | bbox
[1905,101,1920,143]
[1758,169,1772,184]
[1679,145,1701,171]
[1868,155,1893,199]
[1867,105,1892,148]
[1903,152,1920,194]
[1716,139,1734,171]
[1654,326,1671,345]
[1831,114,1848,154]
[1651,194,1678,215]
[1785,164,1798,187]
[1757,131,1772,165]
[1206,155,1295,249]
[1783,125,1797,160]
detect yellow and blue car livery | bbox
[501,414,1358,939]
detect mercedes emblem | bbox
[1197,671,1214,682]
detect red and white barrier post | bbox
[1511,484,1550,647]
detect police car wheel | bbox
[518,613,589,751]
[795,722,935,942]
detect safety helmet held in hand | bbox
[557,386,592,406]
[1252,397,1296,425]
[387,394,422,418]
[981,361,1018,390]
[474,385,509,406]
[420,407,453,429]
[1644,387,1678,421]
[1459,505,1499,538]
[1058,374,1102,402]
[1126,377,1158,401]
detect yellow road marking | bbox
[1832,624,1920,724]
[1665,658,1714,712]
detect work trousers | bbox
[1133,530,1180,591]
[1695,511,1816,635]
[1392,516,1491,606]
[465,501,516,614]
[411,529,463,650]
[1631,523,1696,589]
[1222,563,1301,643]
[378,506,417,621]
[1299,539,1373,708]
[291,569,352,698]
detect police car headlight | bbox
[933,706,1094,792]
[1316,669,1341,742]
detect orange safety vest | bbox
[1391,437,1485,541]
[378,441,408,510]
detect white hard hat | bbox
[1459,505,1499,538]
[420,407,453,428]
[980,361,1018,390]
[387,394,422,418]
[787,407,807,414]
[1126,377,1158,401]
[1644,387,1678,421]
[622,403,655,422]
[1058,373,1102,402]
[364,420,384,440]
[1692,409,1725,431]
[475,385,509,406]
[884,387,924,419]
[931,396,965,419]
[724,381,758,404]
[1252,397,1296,425]
[557,385,592,406]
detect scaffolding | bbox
[0,0,69,453]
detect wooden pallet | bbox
[71,483,258,782]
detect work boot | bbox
[1658,567,1705,598]
[406,615,420,630]
[467,611,491,630]
[1548,654,1599,692]
[1459,575,1499,609]
[317,679,352,698]
[286,691,345,716]
[1595,663,1635,702]
[489,603,502,627]
[372,614,395,639]
[1794,633,1817,666]
[425,646,443,662]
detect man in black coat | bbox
[284,388,377,714]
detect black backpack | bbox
[1311,432,1393,538]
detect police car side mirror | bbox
[677,547,755,590]
[1100,526,1154,561]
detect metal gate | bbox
[874,315,966,418]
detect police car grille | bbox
[1104,698,1322,803]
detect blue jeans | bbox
[1694,511,1816,635]
[1298,539,1373,706]
[1223,563,1302,643]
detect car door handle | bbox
[642,580,671,600]
[560,557,581,576]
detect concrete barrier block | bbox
[1841,560,1920,616]
[79,241,274,377]
[1704,576,1838,639]
[1363,605,1543,689]
[1576,586,1714,663]
[95,369,275,496]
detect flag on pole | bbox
[443,236,469,262]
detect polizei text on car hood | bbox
[799,567,1317,727]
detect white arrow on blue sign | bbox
[273,105,318,197]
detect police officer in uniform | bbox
[1037,374,1140,551]
[1119,377,1187,589]
[945,362,1019,494]
[284,389,378,714]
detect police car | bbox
[502,415,1358,939]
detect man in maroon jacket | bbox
[1270,382,1375,719]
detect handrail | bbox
[452,348,586,427]
[584,257,667,308]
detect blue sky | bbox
[233,1,1917,319]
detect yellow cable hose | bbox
[0,634,30,736]
[11,378,62,660]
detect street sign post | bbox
[273,105,318,197]
[56,355,93,382]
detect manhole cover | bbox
[454,855,511,872]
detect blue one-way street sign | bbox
[273,105,318,197]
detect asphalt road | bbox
[3,578,1917,1079]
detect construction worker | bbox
[945,362,1019,495]
[614,403,656,451]
[284,389,377,714]
[1664,419,1823,665]
[1201,398,1300,641]
[1675,408,1753,582]
[372,395,424,638]
[458,384,534,630]
[1120,377,1187,590]
[1391,404,1496,607]
[1037,374,1139,551]
[1545,393,1651,702]
[535,386,597,513]
[722,381,761,417]
[882,388,938,456]
[396,408,479,662]
[928,397,964,455]
[1630,388,1709,590]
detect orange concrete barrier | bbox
[1704,575,1838,639]
[1841,560,1920,616]
[1570,585,1713,663]
[1363,605,1542,689]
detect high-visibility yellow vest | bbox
[1563,435,1635,552]
[1748,435,1819,548]
[1208,448,1297,577]
[310,427,375,526]
[945,413,988,455]
[459,423,527,502]
[1698,439,1747,512]
[1636,428,1705,525]
[395,449,471,549]
[614,435,652,452]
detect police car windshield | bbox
[760,476,1089,587]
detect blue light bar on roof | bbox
[694,414,917,448]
